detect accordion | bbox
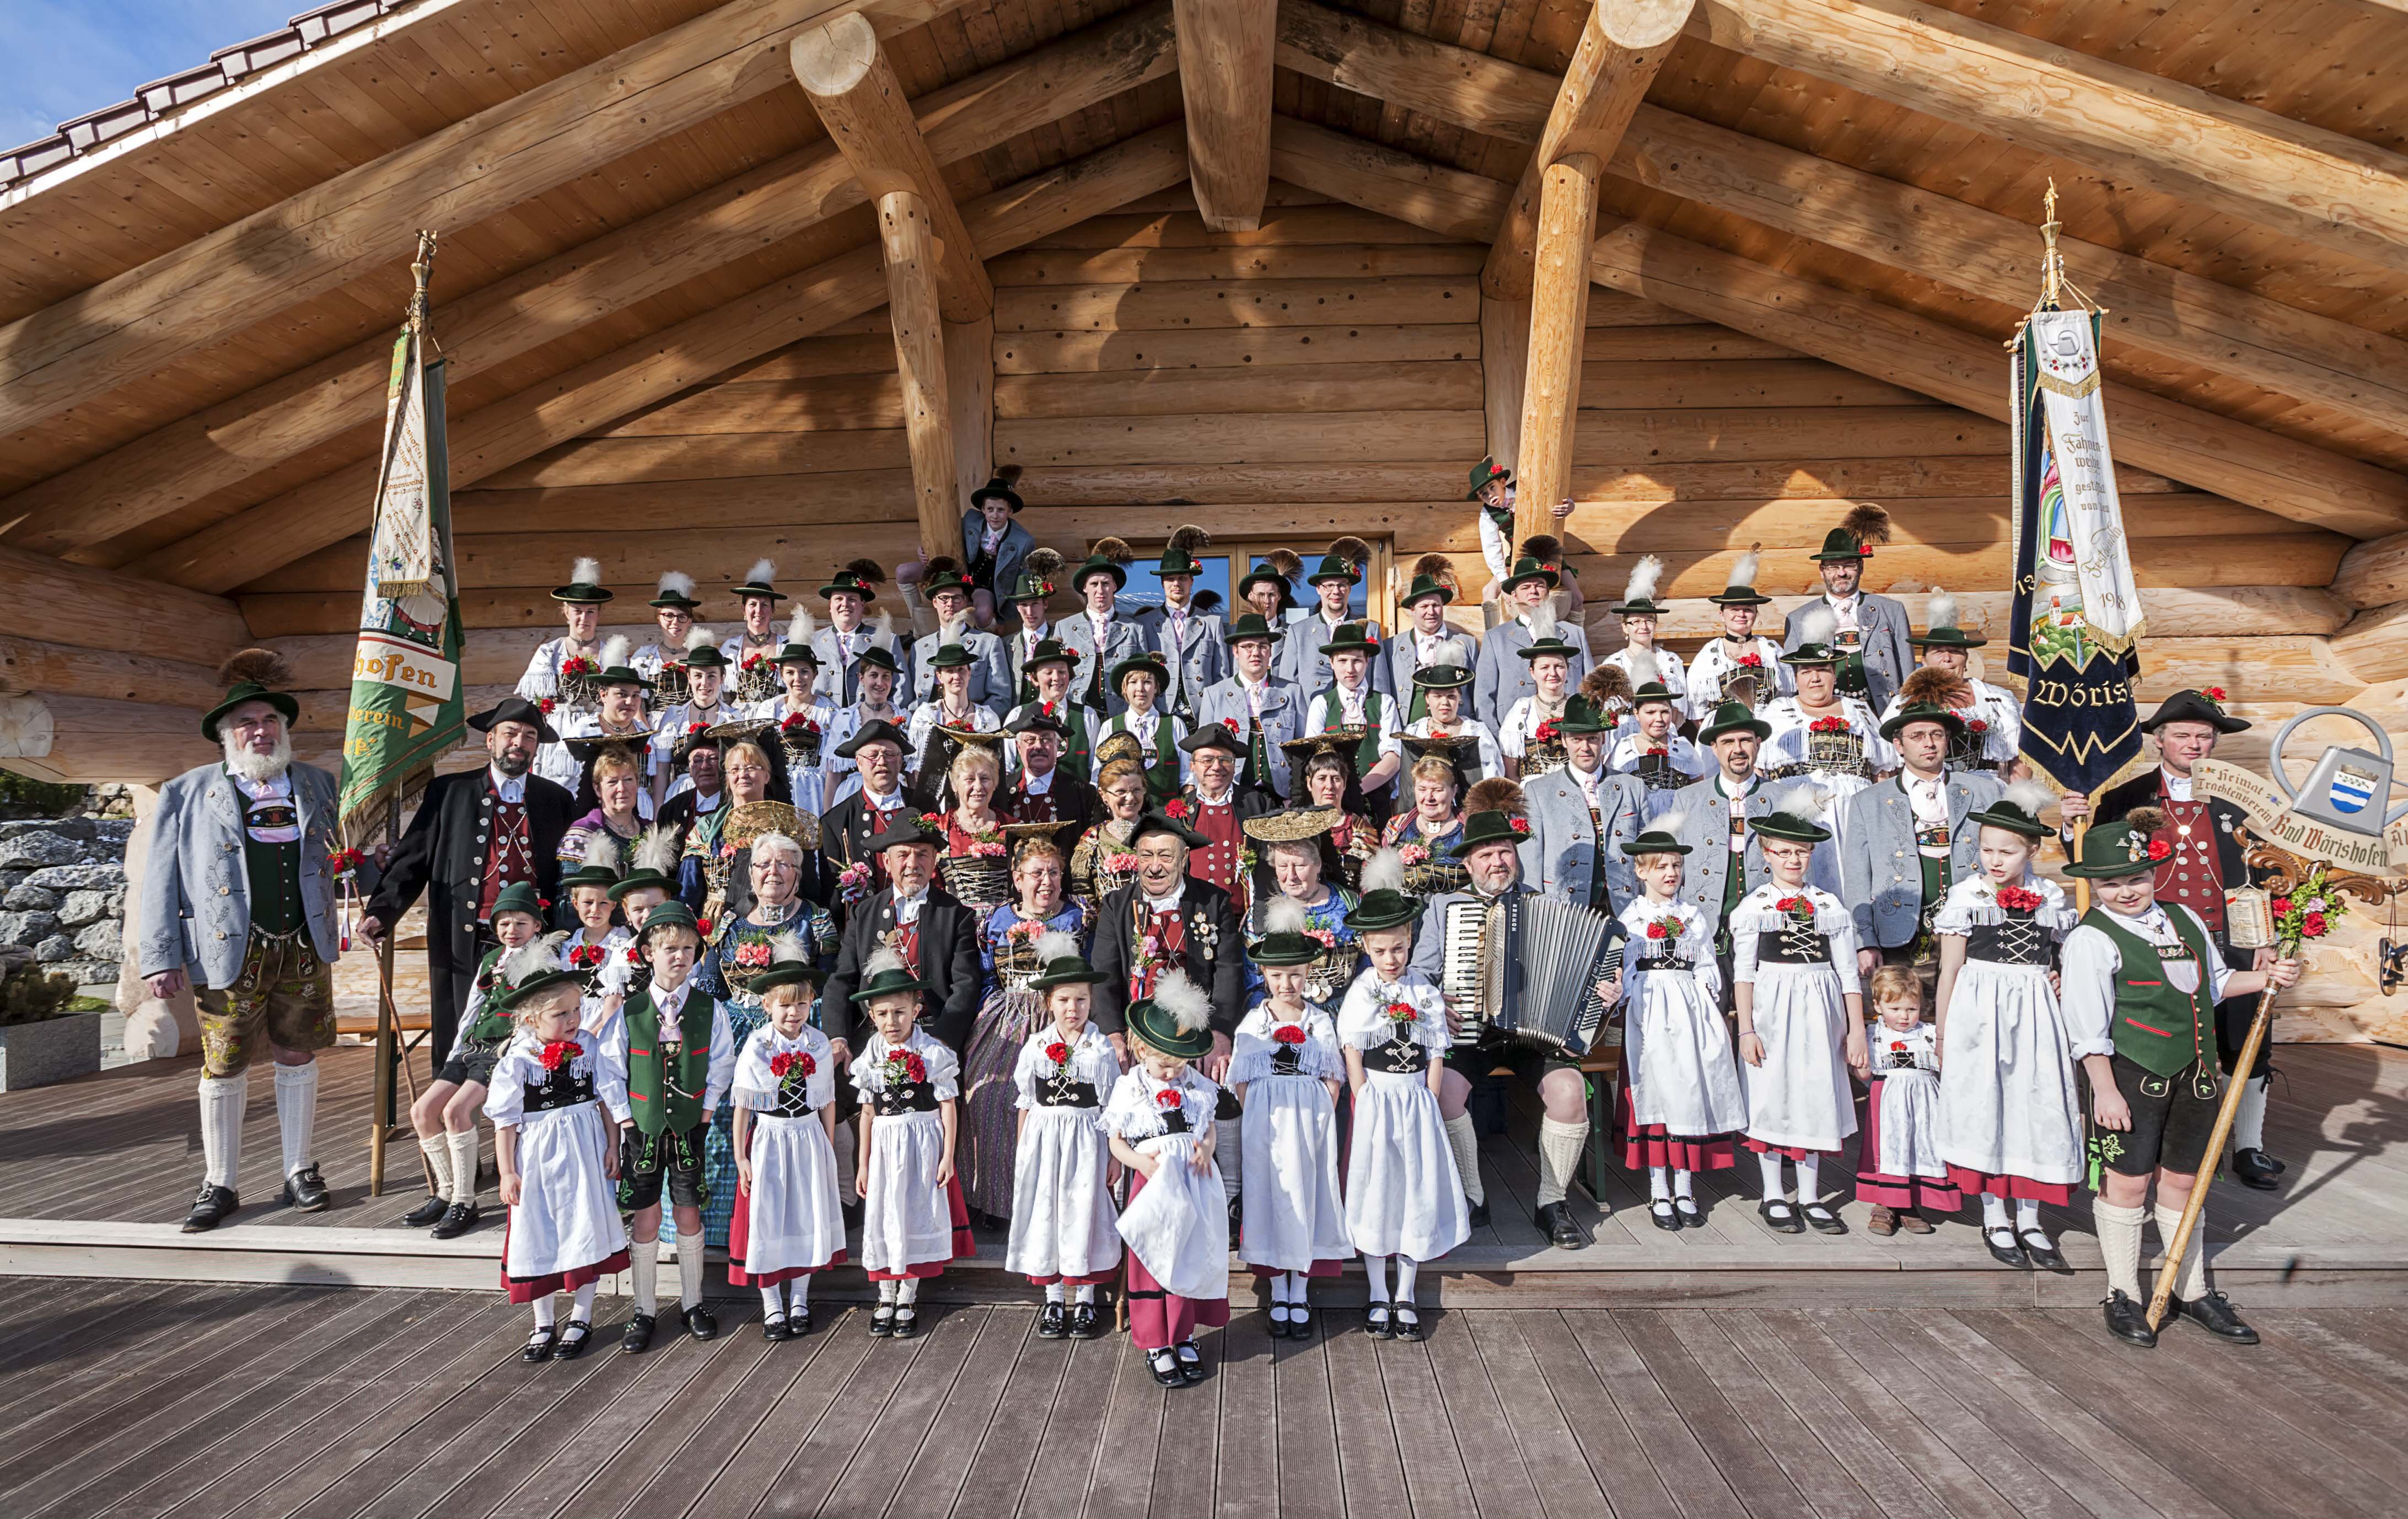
[1438,892,1621,1059]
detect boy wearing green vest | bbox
[2061,810,2299,1351]
[1300,623,1402,821]
[1100,652,1190,805]
[404,881,551,1240]
[615,901,737,1353]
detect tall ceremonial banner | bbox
[338,240,464,826]
[2007,306,2146,794]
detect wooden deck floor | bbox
[3,1040,2404,1302]
[2,1278,2406,1519]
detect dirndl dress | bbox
[1228,1000,1350,1276]
[483,1029,632,1302]
[1336,975,1469,1261]
[1003,1022,1122,1284]
[850,1031,975,1279]
[725,1023,848,1286]
[1933,876,2083,1203]
[1730,886,1862,1158]
[1107,1067,1232,1350]
[1616,899,1745,1171]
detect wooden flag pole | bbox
[2142,979,2278,1332]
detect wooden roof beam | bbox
[1267,117,1507,242]
[1584,218,2408,539]
[1174,0,1276,231]
[1276,0,2408,439]
[133,126,1192,594]
[1480,0,1691,301]
[0,0,986,441]
[793,13,992,321]
[1684,0,2408,278]
[1,1,1177,558]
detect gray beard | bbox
[222,731,292,784]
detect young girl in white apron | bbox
[1105,971,1228,1389]
[1004,934,1122,1340]
[1231,899,1350,1340]
[727,935,846,1338]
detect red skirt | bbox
[866,1174,976,1281]
[1742,1137,1840,1161]
[1124,1167,1232,1351]
[1853,1083,1963,1211]
[1942,1164,2075,1206]
[503,1239,631,1304]
[724,1178,849,1288]
[1619,1087,1736,1172]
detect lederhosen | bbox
[2083,906,2225,1182]
[198,775,337,1077]
[621,988,713,1210]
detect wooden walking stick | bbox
[2143,979,2280,1333]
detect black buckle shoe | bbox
[1393,1307,1424,1343]
[1649,1200,1682,1232]
[1289,1303,1315,1342]
[1068,1303,1101,1339]
[621,1312,657,1355]
[1984,1226,2029,1268]
[868,1304,896,1337]
[431,1200,481,1239]
[1759,1198,1805,1235]
[402,1193,450,1227]
[2176,1291,2260,1345]
[792,1305,814,1335]
[522,1327,558,1363]
[1038,1302,1068,1340]
[1367,1303,1394,1340]
[684,1305,718,1341]
[1151,1349,1185,1387]
[1536,1201,1591,1250]
[892,1305,919,1339]
[555,1319,594,1360]
[2020,1231,2070,1274]
[762,1313,793,1342]
[282,1164,330,1212]
[1175,1340,1206,1383]
[182,1183,239,1233]
[1466,1200,1491,1230]
[1676,1197,1705,1228]
[1802,1203,1848,1236]
[2230,1148,2283,1191]
[2102,1290,2158,1349]
[1267,1310,1291,1340]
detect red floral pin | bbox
[539,1039,576,1071]
[1154,1086,1184,1111]
[1272,1024,1307,1045]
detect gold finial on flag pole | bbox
[408,229,438,339]
[2039,179,2063,310]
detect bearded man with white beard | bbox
[138,651,351,1232]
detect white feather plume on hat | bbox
[1361,846,1406,896]
[600,634,631,669]
[1424,640,1466,671]
[1152,970,1213,1035]
[1624,555,1663,604]
[1036,929,1082,963]
[865,945,909,981]
[502,931,568,989]
[744,557,776,588]
[1728,548,1760,589]
[657,570,695,601]
[871,609,896,651]
[579,830,621,872]
[1651,807,1688,839]
[570,557,601,588]
[683,624,716,653]
[2001,778,2056,820]
[1264,896,1311,936]
[1794,601,1835,647]
[1768,778,1829,822]
[632,824,680,877]
[1927,587,1959,631]
[785,608,816,647]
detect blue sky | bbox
[0,1,298,148]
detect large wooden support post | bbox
[880,191,966,562]
[946,314,995,515]
[1513,155,1600,535]
[1174,0,1276,231]
[1484,0,1691,299]
[1480,292,1530,479]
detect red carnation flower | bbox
[1045,1040,1071,1065]
[2303,911,2329,937]
[770,1051,797,1079]
[696,917,714,937]
[539,697,557,714]
[1155,1087,1184,1111]
[1777,895,1811,917]
[1996,885,2044,913]
[1534,719,1560,743]
[625,945,644,964]
[904,1052,927,1082]
[1967,718,1988,734]
[2272,897,2292,915]
[1508,817,1530,835]
[1385,1000,1418,1026]
[1808,716,1849,734]
[1272,1024,1307,1046]
[569,943,606,969]
[1646,921,1670,940]
[2203,686,2227,704]
[539,1039,576,1071]
[1889,1039,1908,1052]
[1735,652,1763,668]
[2147,840,2172,862]
[1164,798,1191,821]
[781,713,821,736]
[1646,744,1669,757]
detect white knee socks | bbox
[1073,1283,1095,1305]
[1364,1253,1391,1303]
[2153,1202,2210,1299]
[676,1233,705,1308]
[896,1277,921,1305]
[273,1061,318,1178]
[1535,1117,1589,1209]
[417,1132,453,1198]
[1671,1169,1695,1201]
[1394,1256,1420,1306]
[1444,1113,1485,1207]
[2014,1198,2042,1234]
[532,1295,557,1329]
[1648,1166,1671,1201]
[1794,1154,1821,1207]
[2094,1199,2145,1298]
[792,1274,810,1308]
[1756,1151,1789,1203]
[631,1242,660,1315]
[2233,1074,2271,1153]
[199,1072,248,1189]
[877,1279,899,1305]
[1044,1281,1065,1305]
[571,1281,596,1323]
[760,1284,787,1318]
[1981,1194,2010,1230]
[448,1128,481,1204]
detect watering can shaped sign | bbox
[2193,707,2408,877]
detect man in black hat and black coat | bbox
[361,697,576,1066]
[1089,808,1247,1069]
[2060,688,2285,1189]
[819,813,985,1055]
[820,717,916,910]
[1002,706,1099,834]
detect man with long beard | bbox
[139,652,350,1232]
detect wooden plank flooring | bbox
[3,1280,2404,1519]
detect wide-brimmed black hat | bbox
[2142,688,2250,736]
[648,571,702,610]
[1465,456,1513,502]
[1129,807,1208,850]
[1879,701,1966,743]
[1180,722,1247,757]
[1007,706,1069,738]
[200,649,300,741]
[1413,655,1474,691]
[470,696,560,744]
[551,557,613,605]
[835,717,909,758]
[867,811,947,852]
[970,469,1024,513]
[1697,700,1771,744]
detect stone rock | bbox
[57,957,119,985]
[72,922,122,960]
[32,933,74,963]
[20,863,125,892]
[0,910,60,947]
[3,885,59,913]
[0,818,94,842]
[94,822,135,849]
[0,833,80,869]
[58,888,123,928]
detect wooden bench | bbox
[1578,1043,1623,1202]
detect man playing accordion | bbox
[1410,780,1625,1250]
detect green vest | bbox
[1109,712,1181,803]
[624,986,714,1135]
[466,944,515,1045]
[2082,906,2220,1077]
[1319,687,1386,782]
[233,770,304,936]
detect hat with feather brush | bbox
[731,557,787,604]
[1813,503,1892,563]
[550,556,614,605]
[201,648,300,740]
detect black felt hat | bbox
[2142,688,2250,736]
[470,696,560,744]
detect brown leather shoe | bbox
[1866,1205,1897,1237]
[1899,1209,1934,1235]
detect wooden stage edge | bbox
[3,1043,2405,1308]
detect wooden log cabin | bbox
[2,0,2405,1039]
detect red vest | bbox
[1185,795,1246,913]
[2150,792,2227,933]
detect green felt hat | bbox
[1966,785,2055,839]
[928,640,977,671]
[1465,456,1514,502]
[1006,569,1056,604]
[490,882,549,921]
[1109,651,1170,691]
[200,650,301,741]
[1749,804,1831,845]
[1124,981,1215,1060]
[1497,555,1560,595]
[970,471,1024,512]
[1631,681,1679,709]
[1154,528,1209,578]
[922,560,976,599]
[1022,636,1076,671]
[1780,642,1843,668]
[681,643,730,671]
[851,960,929,1004]
[1879,701,1966,743]
[1029,952,1108,990]
[1072,544,1131,592]
[558,837,622,893]
[2063,816,2167,879]
[1307,543,1370,586]
[818,562,883,602]
[638,900,702,941]
[1222,611,1284,646]
[648,572,703,610]
[495,965,585,1011]
[1316,621,1380,657]
[1236,563,1297,612]
[1697,700,1772,744]
[1346,888,1421,932]
[744,948,825,996]
[1450,807,1530,857]
[1620,825,1691,856]
[1413,654,1474,690]
[730,562,787,603]
[550,558,614,605]
[1553,694,1615,736]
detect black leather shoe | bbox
[2230,1148,2283,1191]
[1038,1302,1068,1340]
[430,1200,481,1240]
[1676,1198,1706,1228]
[402,1193,450,1227]
[1802,1204,1848,1236]
[282,1164,331,1212]
[1267,1312,1291,1340]
[868,1305,895,1338]
[621,1312,656,1355]
[684,1305,718,1341]
[1393,1308,1425,1343]
[1466,1200,1491,1230]
[1536,1201,1591,1250]
[762,1314,793,1343]
[1759,1198,1804,1235]
[792,1305,814,1335]
[1228,1197,1243,1250]
[2101,1290,2157,1349]
[2176,1291,2260,1344]
[1367,1303,1394,1340]
[1288,1303,1314,1342]
[182,1183,239,1233]
[522,1328,558,1364]
[1175,1341,1206,1382]
[1151,1350,1185,1387]
[891,1306,919,1340]
[2020,1231,2070,1274]
[1069,1303,1101,1339]
[555,1320,593,1360]
[1984,1226,2029,1268]
[1649,1201,1682,1232]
